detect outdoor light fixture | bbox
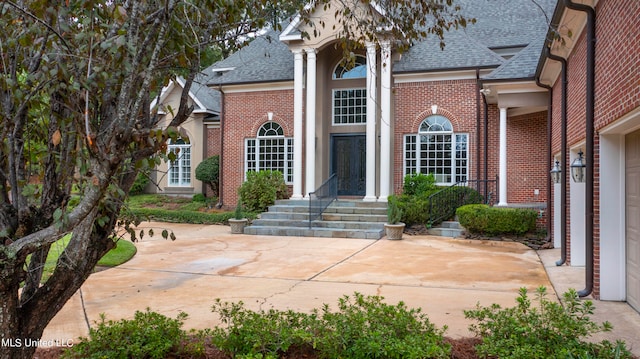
[571,150,586,183]
[550,160,562,184]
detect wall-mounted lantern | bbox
[571,150,586,183]
[550,160,562,184]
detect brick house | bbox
[151,0,640,310]
[538,0,640,309]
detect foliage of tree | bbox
[0,0,472,357]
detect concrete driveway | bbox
[41,222,640,355]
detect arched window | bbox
[246,122,294,183]
[404,115,468,184]
[168,138,191,186]
[333,55,367,79]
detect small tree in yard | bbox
[0,1,472,358]
[195,155,220,197]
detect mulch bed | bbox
[404,224,554,250]
[34,337,483,358]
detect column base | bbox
[377,196,388,202]
[363,195,378,202]
[290,194,304,200]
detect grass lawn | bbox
[36,235,137,283]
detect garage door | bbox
[627,129,640,312]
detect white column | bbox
[378,41,392,202]
[305,48,317,197]
[364,42,377,201]
[498,107,508,206]
[291,49,304,199]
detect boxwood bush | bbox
[456,204,537,236]
[238,170,289,213]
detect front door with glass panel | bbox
[332,135,366,196]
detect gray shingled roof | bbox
[205,30,293,86]
[484,40,546,80]
[191,74,221,112]
[393,30,505,73]
[204,0,558,84]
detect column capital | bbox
[292,48,304,57]
[304,47,317,56]
[365,41,377,52]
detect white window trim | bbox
[168,142,192,187]
[403,132,469,186]
[332,88,367,126]
[244,123,294,184]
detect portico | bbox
[282,23,394,201]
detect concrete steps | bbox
[244,199,386,239]
[427,221,465,238]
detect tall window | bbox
[404,115,468,184]
[246,122,294,183]
[168,138,191,186]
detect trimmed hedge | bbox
[129,208,239,224]
[456,204,537,236]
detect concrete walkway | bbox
[42,222,640,355]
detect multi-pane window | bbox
[333,88,367,125]
[168,138,191,186]
[246,122,294,183]
[404,115,468,184]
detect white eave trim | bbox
[394,69,490,83]
[222,81,294,93]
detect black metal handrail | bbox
[308,174,338,228]
[427,176,498,226]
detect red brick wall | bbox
[550,0,640,298]
[393,79,483,194]
[393,80,546,206]
[593,0,640,130]
[507,111,548,204]
[220,89,295,208]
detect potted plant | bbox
[229,200,248,234]
[384,197,405,240]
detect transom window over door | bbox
[404,115,468,184]
[333,89,367,125]
[168,138,191,186]
[245,122,294,183]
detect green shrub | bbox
[195,155,219,196]
[64,310,193,359]
[392,185,482,226]
[192,193,206,202]
[129,170,150,195]
[387,196,403,224]
[210,293,451,359]
[465,287,632,359]
[210,300,316,358]
[129,207,241,224]
[403,172,436,196]
[457,204,536,236]
[238,170,289,213]
[314,293,450,359]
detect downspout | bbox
[476,69,481,186]
[535,75,553,250]
[482,91,489,200]
[545,48,568,267]
[564,0,595,298]
[216,84,225,209]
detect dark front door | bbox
[332,135,366,196]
